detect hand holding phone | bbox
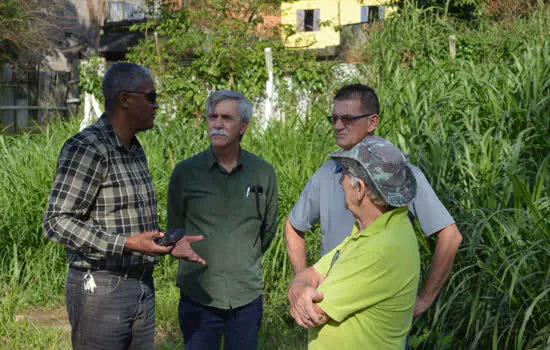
[153,228,185,246]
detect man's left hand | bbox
[171,235,206,264]
[288,281,324,328]
[414,294,433,316]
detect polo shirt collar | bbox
[354,206,408,239]
[206,146,246,171]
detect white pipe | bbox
[264,47,274,122]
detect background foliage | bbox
[1,1,549,349]
[0,0,63,67]
[127,0,332,124]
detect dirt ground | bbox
[16,304,70,331]
[15,304,178,348]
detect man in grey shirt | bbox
[285,84,462,316]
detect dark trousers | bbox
[65,266,155,350]
[179,294,263,350]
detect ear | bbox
[240,120,249,136]
[119,92,129,109]
[367,114,379,134]
[356,179,367,203]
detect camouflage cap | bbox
[329,136,417,207]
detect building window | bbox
[109,1,146,22]
[361,5,386,23]
[297,9,320,32]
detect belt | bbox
[70,264,154,280]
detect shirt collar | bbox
[353,207,409,239]
[334,161,343,173]
[206,146,246,172]
[97,114,140,151]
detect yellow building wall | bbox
[282,0,391,49]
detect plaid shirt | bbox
[43,115,159,269]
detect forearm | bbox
[285,217,307,274]
[290,266,323,289]
[43,212,125,256]
[419,224,462,303]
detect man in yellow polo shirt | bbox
[288,136,420,349]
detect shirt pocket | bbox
[241,191,267,221]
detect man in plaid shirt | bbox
[43,62,181,349]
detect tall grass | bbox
[367,6,550,348]
[1,5,549,349]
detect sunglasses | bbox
[123,90,157,104]
[326,113,375,125]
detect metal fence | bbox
[0,64,78,133]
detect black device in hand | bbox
[154,228,185,246]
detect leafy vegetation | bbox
[127,0,332,124]
[0,0,62,66]
[1,1,549,349]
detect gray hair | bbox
[349,175,391,208]
[205,90,253,122]
[102,62,152,110]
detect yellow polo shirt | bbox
[309,207,420,350]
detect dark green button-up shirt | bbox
[167,147,278,309]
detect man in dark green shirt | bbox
[168,90,278,350]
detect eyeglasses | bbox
[122,90,157,104]
[326,113,375,125]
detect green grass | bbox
[1,4,549,349]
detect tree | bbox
[392,0,484,19]
[127,0,330,122]
[485,0,542,22]
[87,0,107,54]
[0,0,61,67]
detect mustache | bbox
[209,129,229,137]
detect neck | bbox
[354,202,389,231]
[108,113,135,146]
[212,143,240,172]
